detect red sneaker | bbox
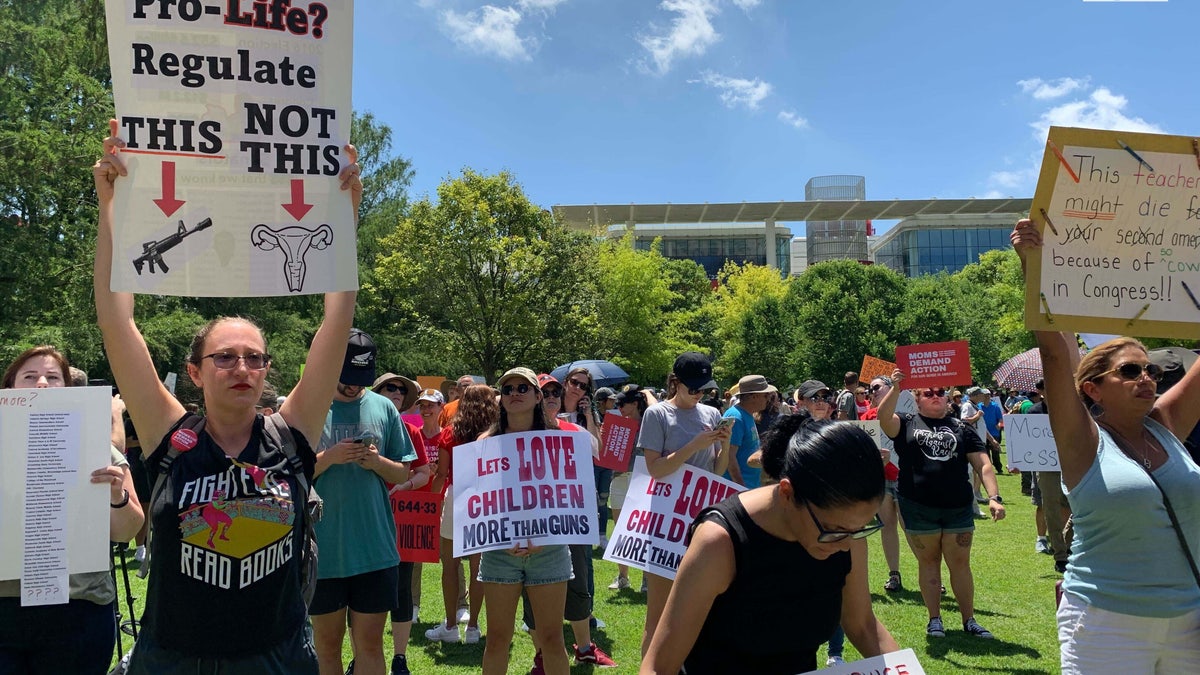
[574,643,617,668]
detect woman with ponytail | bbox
[641,412,898,675]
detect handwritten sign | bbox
[0,387,113,602]
[451,431,597,556]
[389,490,442,564]
[842,420,883,449]
[1003,414,1059,471]
[1026,126,1200,338]
[602,458,743,580]
[596,412,638,471]
[859,355,898,385]
[103,0,358,296]
[895,340,972,389]
[799,648,926,675]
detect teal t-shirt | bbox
[723,405,761,488]
[315,390,416,578]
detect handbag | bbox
[1099,421,1200,591]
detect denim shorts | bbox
[478,544,572,586]
[897,496,975,535]
[884,480,899,500]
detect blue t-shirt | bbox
[315,390,416,578]
[982,400,1004,437]
[723,405,761,489]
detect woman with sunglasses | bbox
[1012,219,1200,672]
[638,352,733,656]
[92,121,358,673]
[877,371,1005,641]
[641,411,897,675]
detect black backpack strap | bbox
[262,413,307,492]
[150,413,206,507]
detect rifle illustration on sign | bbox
[132,218,213,275]
[250,224,334,293]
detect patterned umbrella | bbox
[992,348,1043,392]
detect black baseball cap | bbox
[340,329,377,386]
[673,352,717,392]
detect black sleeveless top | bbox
[682,495,851,675]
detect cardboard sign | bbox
[1003,414,1059,471]
[451,431,597,556]
[859,355,898,385]
[800,648,926,675]
[389,490,442,564]
[596,412,638,471]
[1026,126,1200,338]
[895,340,972,389]
[602,458,743,580]
[842,420,883,449]
[103,0,358,296]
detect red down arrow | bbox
[153,161,186,217]
[282,179,314,221]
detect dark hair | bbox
[4,346,72,389]
[494,378,559,435]
[452,384,499,443]
[759,411,884,510]
[844,371,859,387]
[187,316,266,365]
[615,388,649,416]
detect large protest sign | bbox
[859,355,897,385]
[451,431,597,557]
[103,0,357,296]
[0,388,113,606]
[602,458,743,580]
[1025,126,1200,338]
[895,340,972,389]
[800,648,926,675]
[596,412,638,471]
[389,489,442,564]
[1003,414,1059,471]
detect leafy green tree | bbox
[594,235,678,384]
[726,294,793,381]
[894,275,960,346]
[950,248,1034,382]
[709,261,791,380]
[372,170,599,381]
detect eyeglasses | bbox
[566,379,590,390]
[805,502,884,543]
[1092,362,1164,383]
[500,383,535,396]
[687,386,717,396]
[382,383,408,395]
[869,383,886,393]
[202,352,271,370]
[542,388,563,398]
[920,388,947,399]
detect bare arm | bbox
[725,445,744,485]
[877,370,905,439]
[1154,357,1200,439]
[430,450,450,495]
[967,451,1007,521]
[93,120,186,452]
[644,427,725,479]
[640,520,735,675]
[110,395,127,454]
[841,539,900,657]
[92,458,144,543]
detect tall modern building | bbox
[805,175,869,264]
[623,223,793,277]
[871,213,1016,277]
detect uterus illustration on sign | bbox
[250,224,334,293]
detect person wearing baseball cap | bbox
[638,351,733,658]
[722,374,776,489]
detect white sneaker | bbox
[607,576,630,590]
[592,616,606,629]
[1035,537,1051,554]
[133,545,147,563]
[456,606,470,624]
[826,655,845,666]
[412,604,420,622]
[424,622,460,643]
[463,626,481,644]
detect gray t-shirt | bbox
[636,400,723,472]
[0,446,127,605]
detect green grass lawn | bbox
[113,468,1061,673]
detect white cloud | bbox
[730,0,761,9]
[778,110,809,129]
[637,0,721,75]
[442,5,532,61]
[1017,77,1088,100]
[695,70,771,109]
[517,0,567,11]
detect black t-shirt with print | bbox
[143,414,315,657]
[891,412,984,509]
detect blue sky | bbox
[353,0,1195,233]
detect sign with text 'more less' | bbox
[1026,126,1200,338]
[103,0,357,296]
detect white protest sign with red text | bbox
[602,457,743,580]
[103,0,357,296]
[596,412,638,471]
[799,648,926,675]
[894,340,972,389]
[451,431,597,557]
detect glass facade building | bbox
[622,224,793,278]
[871,214,1016,277]
[805,175,869,264]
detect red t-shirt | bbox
[862,407,900,481]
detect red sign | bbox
[389,489,443,564]
[596,413,639,471]
[895,340,973,389]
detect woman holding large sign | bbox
[638,352,733,656]
[93,121,359,674]
[1012,218,1200,673]
[641,412,897,674]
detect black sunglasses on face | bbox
[805,502,884,543]
[382,383,408,395]
[1092,362,1164,383]
[500,383,535,396]
[920,388,947,399]
[687,386,716,396]
[202,352,271,370]
[542,388,563,398]
[566,379,590,390]
[807,394,835,404]
[869,383,886,393]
